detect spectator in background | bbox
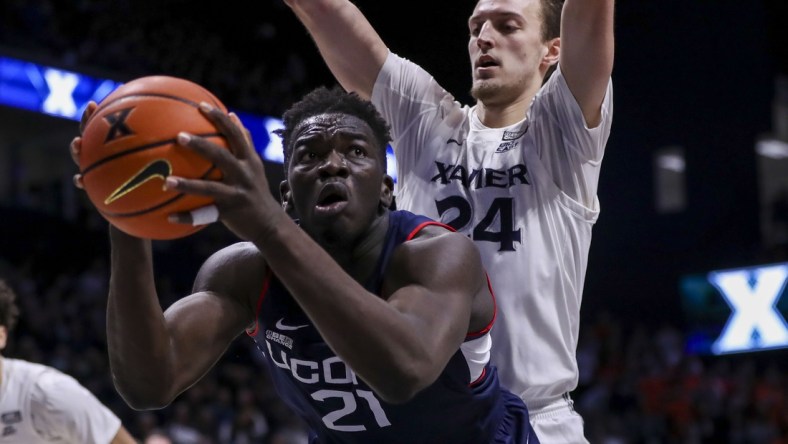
[0,278,136,444]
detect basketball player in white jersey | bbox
[0,279,136,444]
[283,0,614,441]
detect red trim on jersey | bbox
[405,220,455,241]
[465,273,497,339]
[469,367,487,387]
[246,268,272,337]
[407,221,497,340]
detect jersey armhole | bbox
[466,273,497,339]
[405,220,455,240]
[405,221,498,341]
[406,222,497,339]
[245,269,272,337]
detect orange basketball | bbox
[80,76,229,240]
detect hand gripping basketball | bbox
[163,103,286,244]
[77,76,231,240]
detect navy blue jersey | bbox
[247,210,538,444]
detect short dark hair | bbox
[275,86,392,173]
[540,0,564,82]
[0,280,20,332]
[540,0,564,41]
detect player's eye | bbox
[349,147,367,158]
[296,149,319,163]
[500,21,520,33]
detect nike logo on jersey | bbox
[105,159,172,205]
[446,138,464,146]
[502,125,528,141]
[431,161,530,190]
[495,125,529,153]
[276,318,309,331]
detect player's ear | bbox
[541,37,560,69]
[279,180,295,217]
[379,176,394,212]
[0,326,7,351]
[541,37,561,70]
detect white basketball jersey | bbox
[0,358,121,443]
[0,358,47,443]
[372,53,613,404]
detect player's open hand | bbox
[165,102,287,242]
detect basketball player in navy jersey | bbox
[70,87,539,443]
[283,0,614,441]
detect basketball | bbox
[79,76,229,240]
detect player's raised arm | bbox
[284,0,388,98]
[559,0,615,127]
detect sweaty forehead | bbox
[293,113,374,141]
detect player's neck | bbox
[325,212,389,282]
[475,89,537,128]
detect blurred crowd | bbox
[1,1,787,443]
[574,314,787,443]
[0,0,313,117]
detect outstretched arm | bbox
[559,0,615,127]
[284,0,388,98]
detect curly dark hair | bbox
[0,279,20,332]
[275,86,392,173]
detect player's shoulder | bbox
[34,365,79,392]
[201,241,264,271]
[3,358,51,378]
[195,242,266,297]
[398,223,480,267]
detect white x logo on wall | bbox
[710,264,788,354]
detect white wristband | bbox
[190,205,219,226]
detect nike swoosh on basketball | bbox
[104,159,172,205]
[276,318,309,331]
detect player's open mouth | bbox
[315,183,349,215]
[475,56,499,69]
[475,56,500,76]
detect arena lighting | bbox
[656,152,686,173]
[756,138,788,159]
[681,262,788,355]
[0,54,398,182]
